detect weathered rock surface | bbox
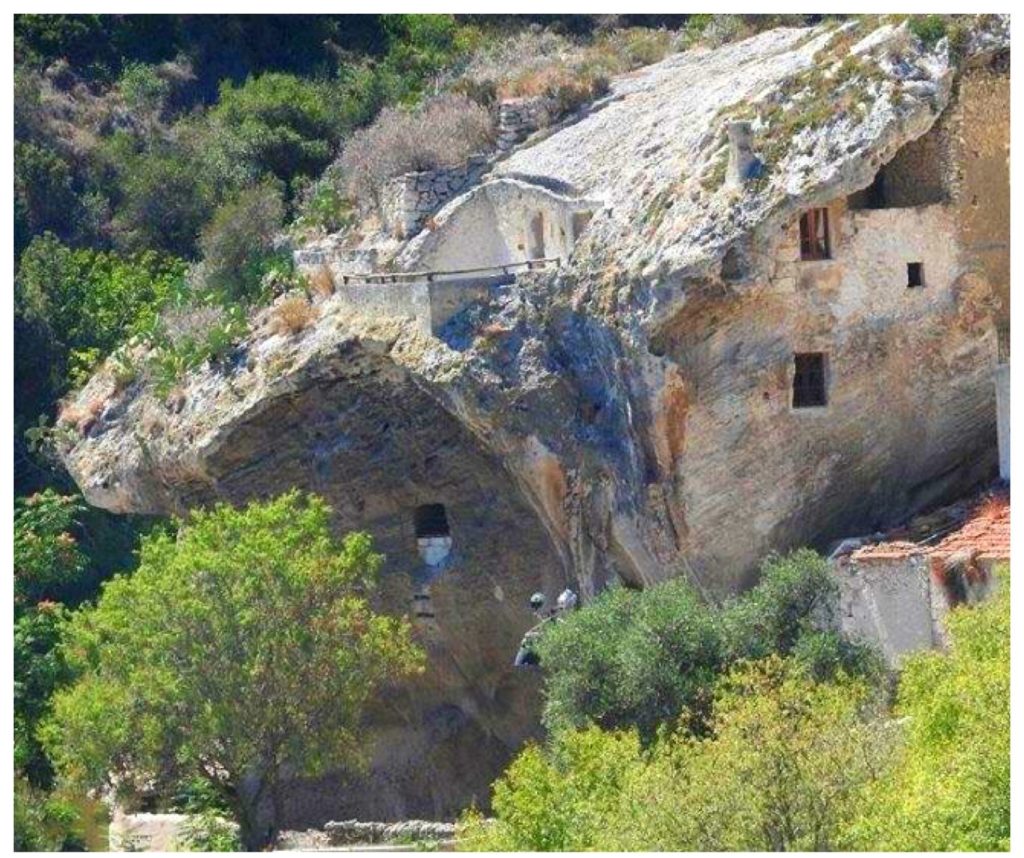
[59,17,1010,825]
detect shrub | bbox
[15,233,188,396]
[606,658,891,851]
[177,811,241,852]
[108,143,213,257]
[143,301,250,397]
[268,294,318,336]
[118,61,173,115]
[198,182,285,303]
[339,93,494,212]
[534,549,879,739]
[308,266,336,299]
[13,141,80,246]
[846,569,1009,850]
[292,165,357,236]
[908,15,949,49]
[14,779,83,852]
[204,73,347,190]
[460,727,644,851]
[467,657,892,852]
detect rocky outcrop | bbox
[58,17,1010,825]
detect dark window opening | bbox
[528,212,546,259]
[792,353,828,408]
[907,262,924,288]
[414,504,450,539]
[799,208,831,261]
[571,211,593,241]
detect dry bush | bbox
[338,94,495,213]
[308,266,335,299]
[268,295,319,336]
[484,27,674,117]
[59,396,105,435]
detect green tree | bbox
[14,491,87,608]
[606,658,892,851]
[198,182,287,302]
[43,492,424,849]
[15,234,187,394]
[536,577,722,738]
[464,658,892,852]
[15,604,72,788]
[535,549,878,738]
[847,570,1010,850]
[204,72,346,191]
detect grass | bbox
[308,266,335,300]
[268,295,318,336]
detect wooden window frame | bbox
[799,208,831,261]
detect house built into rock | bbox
[58,19,1010,825]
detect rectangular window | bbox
[799,208,831,261]
[907,262,924,287]
[793,353,828,408]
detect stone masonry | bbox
[380,155,490,240]
[497,96,555,150]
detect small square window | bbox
[907,262,924,288]
[799,208,831,261]
[793,353,828,408]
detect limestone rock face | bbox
[59,18,1009,824]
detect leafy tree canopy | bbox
[536,549,882,737]
[42,491,424,849]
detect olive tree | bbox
[43,491,423,849]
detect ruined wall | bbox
[403,179,600,271]
[380,155,490,240]
[947,54,1011,342]
[650,197,999,591]
[832,554,941,665]
[497,97,554,150]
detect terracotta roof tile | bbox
[846,488,1010,566]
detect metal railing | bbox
[338,256,561,286]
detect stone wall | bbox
[325,273,511,337]
[380,155,490,240]
[832,554,942,665]
[995,363,1010,481]
[400,178,602,272]
[497,97,554,150]
[649,197,999,591]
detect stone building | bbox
[58,19,1010,825]
[831,489,1009,665]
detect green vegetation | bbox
[537,549,881,738]
[14,14,995,851]
[848,570,1010,850]
[42,492,424,849]
[462,569,1009,852]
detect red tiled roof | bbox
[847,489,1010,565]
[929,495,1010,563]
